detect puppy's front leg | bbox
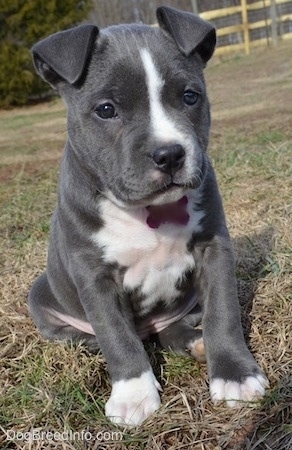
[74,265,161,426]
[195,235,269,407]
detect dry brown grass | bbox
[0,42,291,449]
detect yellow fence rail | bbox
[200,0,292,55]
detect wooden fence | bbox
[199,0,292,55]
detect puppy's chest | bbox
[92,198,203,309]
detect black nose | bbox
[152,144,185,174]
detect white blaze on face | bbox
[139,48,195,180]
[140,48,185,143]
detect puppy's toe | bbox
[210,374,269,407]
[239,374,269,402]
[105,370,161,427]
[187,336,206,363]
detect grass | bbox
[0,99,66,162]
[0,110,64,132]
[0,41,291,449]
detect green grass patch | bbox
[0,167,57,253]
[0,109,65,131]
[256,130,286,145]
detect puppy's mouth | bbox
[104,168,203,217]
[146,195,189,229]
[143,172,203,229]
[146,175,198,204]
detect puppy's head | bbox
[32,7,216,207]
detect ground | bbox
[0,42,291,449]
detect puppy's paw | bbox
[105,370,162,427]
[187,336,206,363]
[210,374,269,407]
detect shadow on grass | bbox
[233,225,277,343]
[233,226,291,450]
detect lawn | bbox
[0,41,291,449]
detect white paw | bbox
[210,374,269,407]
[105,370,162,427]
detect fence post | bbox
[191,0,198,15]
[270,0,278,46]
[241,0,250,55]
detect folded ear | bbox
[31,24,99,87]
[157,6,216,63]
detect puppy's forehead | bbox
[101,24,176,63]
[88,24,185,89]
[82,23,205,115]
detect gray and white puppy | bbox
[29,6,268,427]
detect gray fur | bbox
[29,6,267,424]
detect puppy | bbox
[29,6,268,426]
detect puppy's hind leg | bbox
[28,272,99,353]
[157,305,206,363]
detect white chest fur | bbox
[92,191,204,311]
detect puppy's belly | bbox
[45,200,201,339]
[45,292,197,339]
[124,247,195,315]
[135,292,198,339]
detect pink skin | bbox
[146,196,189,228]
[45,292,197,341]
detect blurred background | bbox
[1,0,292,107]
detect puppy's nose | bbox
[152,144,185,174]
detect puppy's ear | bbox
[157,6,216,63]
[31,25,99,87]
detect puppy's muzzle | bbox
[152,144,185,175]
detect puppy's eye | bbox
[183,90,199,106]
[94,103,117,119]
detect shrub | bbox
[0,0,92,107]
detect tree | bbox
[0,0,92,107]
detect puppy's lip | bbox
[145,184,187,206]
[104,180,195,209]
[156,181,182,193]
